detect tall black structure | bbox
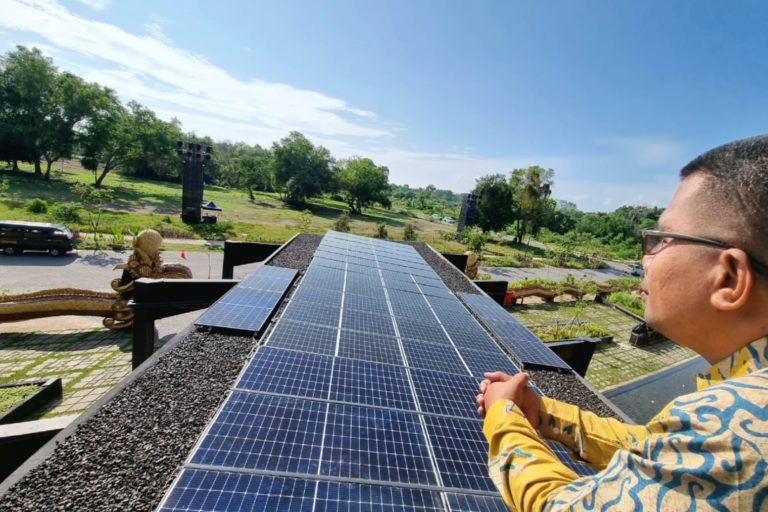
[178,142,212,224]
[457,193,481,232]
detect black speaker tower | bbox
[178,141,212,224]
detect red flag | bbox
[181,249,187,260]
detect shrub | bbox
[605,277,642,292]
[297,209,313,232]
[26,198,48,214]
[333,211,351,232]
[375,223,388,239]
[462,227,488,253]
[608,291,645,316]
[50,202,82,223]
[403,223,417,241]
[190,221,235,241]
[533,323,612,342]
[438,230,458,242]
[508,278,559,289]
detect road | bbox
[0,249,261,294]
[0,249,263,340]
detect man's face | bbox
[641,175,723,347]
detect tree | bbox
[337,157,391,214]
[0,46,58,176]
[472,173,515,232]
[417,184,436,210]
[240,145,273,199]
[510,166,555,242]
[271,132,333,204]
[80,100,181,187]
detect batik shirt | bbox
[483,337,768,511]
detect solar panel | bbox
[158,470,317,512]
[191,392,325,474]
[282,300,341,328]
[265,319,338,356]
[341,309,395,336]
[459,292,572,371]
[422,415,497,492]
[314,481,444,511]
[236,347,333,400]
[163,232,598,509]
[410,368,480,419]
[330,358,415,411]
[402,339,469,375]
[320,403,437,486]
[337,329,403,366]
[195,265,297,333]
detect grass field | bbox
[0,163,574,264]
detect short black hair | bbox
[681,135,768,275]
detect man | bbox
[476,136,768,511]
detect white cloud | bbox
[73,0,108,10]
[144,17,172,45]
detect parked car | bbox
[0,220,76,256]
[628,263,644,276]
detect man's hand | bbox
[476,372,542,428]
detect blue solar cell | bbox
[417,283,454,299]
[422,415,496,492]
[212,288,282,307]
[446,493,509,511]
[410,368,480,419]
[343,292,390,316]
[337,329,403,366]
[397,317,450,345]
[158,469,316,512]
[459,293,571,371]
[385,279,422,295]
[291,286,343,307]
[266,319,338,356]
[321,403,438,486]
[195,304,273,333]
[237,347,333,400]
[314,481,444,511]
[330,358,415,410]
[282,300,341,328]
[191,392,325,474]
[459,347,521,379]
[402,339,468,375]
[345,263,381,277]
[444,325,500,353]
[341,309,395,336]
[311,256,347,271]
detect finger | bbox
[476,393,485,405]
[479,380,490,393]
[477,405,485,417]
[483,371,510,382]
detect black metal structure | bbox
[457,193,481,232]
[178,141,212,224]
[221,241,281,279]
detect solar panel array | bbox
[459,292,571,371]
[160,231,595,511]
[195,265,297,334]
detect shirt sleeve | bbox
[536,397,651,468]
[483,400,580,512]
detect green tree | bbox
[71,182,113,249]
[0,46,58,176]
[80,100,181,187]
[337,157,392,214]
[417,184,436,210]
[271,131,333,204]
[241,145,273,199]
[510,166,555,242]
[472,173,515,232]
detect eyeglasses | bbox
[640,229,768,276]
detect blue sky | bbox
[1,0,767,211]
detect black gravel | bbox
[268,233,322,272]
[526,369,623,420]
[0,331,256,512]
[409,242,479,295]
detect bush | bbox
[26,198,48,214]
[50,202,82,223]
[297,209,313,232]
[190,221,235,241]
[608,291,645,316]
[333,211,351,232]
[403,223,417,241]
[605,277,642,292]
[462,227,488,253]
[438,230,458,242]
[508,278,559,289]
[533,323,611,342]
[375,223,388,239]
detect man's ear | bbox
[710,249,754,311]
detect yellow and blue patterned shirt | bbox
[483,337,768,511]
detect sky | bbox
[1,0,767,211]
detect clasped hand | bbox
[476,371,542,428]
